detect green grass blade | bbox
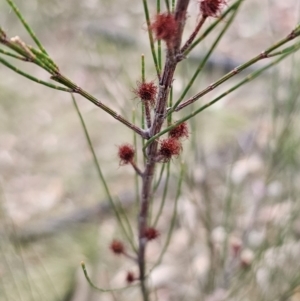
[172,3,241,112]
[81,262,136,292]
[164,0,170,12]
[142,0,160,78]
[115,197,137,252]
[153,162,170,227]
[172,0,175,12]
[0,48,27,60]
[132,108,140,206]
[6,0,48,55]
[143,51,296,150]
[150,162,184,270]
[167,86,173,125]
[184,0,243,55]
[71,95,134,250]
[157,0,162,70]
[153,164,166,194]
[29,47,59,72]
[0,56,71,91]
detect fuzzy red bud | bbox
[169,122,189,139]
[200,0,226,18]
[151,13,178,46]
[134,81,157,106]
[144,227,160,241]
[110,240,125,255]
[158,137,182,162]
[126,271,135,283]
[118,144,135,165]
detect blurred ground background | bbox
[1,0,300,300]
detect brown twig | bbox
[174,26,300,112]
[0,34,147,140]
[130,161,144,177]
[144,102,152,129]
[50,74,148,139]
[180,15,207,54]
[137,1,191,300]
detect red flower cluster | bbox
[158,122,189,162]
[118,144,135,165]
[144,227,160,241]
[158,137,182,162]
[200,0,226,17]
[151,13,178,46]
[126,271,135,283]
[134,81,157,106]
[169,122,189,139]
[110,240,125,255]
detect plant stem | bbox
[165,0,170,12]
[81,262,137,292]
[141,54,146,164]
[175,26,300,111]
[138,1,190,300]
[50,73,147,138]
[174,5,241,111]
[142,0,161,79]
[0,56,71,91]
[153,162,170,227]
[133,109,140,206]
[72,95,137,252]
[131,161,144,177]
[149,162,184,272]
[6,0,48,55]
[180,15,207,54]
[145,102,152,129]
[0,47,28,60]
[1,35,57,73]
[0,33,146,139]
[153,164,165,193]
[143,49,296,149]
[157,0,162,70]
[184,0,243,55]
